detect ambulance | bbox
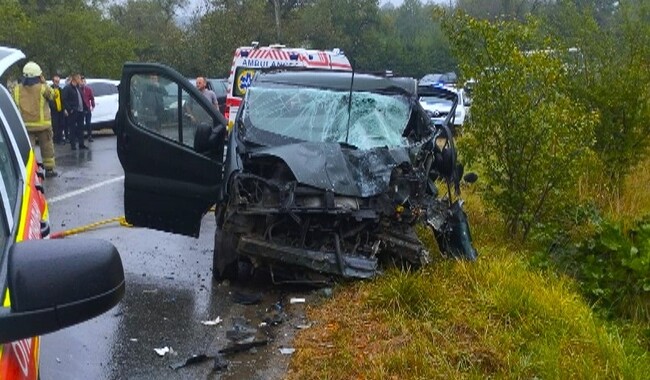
[224,42,352,127]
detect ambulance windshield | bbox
[242,86,411,150]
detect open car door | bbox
[116,63,227,237]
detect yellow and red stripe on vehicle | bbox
[0,150,47,380]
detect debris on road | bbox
[226,318,258,344]
[289,298,306,304]
[170,354,212,370]
[279,347,296,355]
[154,346,172,357]
[201,316,223,326]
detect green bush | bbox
[553,218,650,322]
[442,12,597,240]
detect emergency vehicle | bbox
[224,42,352,127]
[0,46,125,379]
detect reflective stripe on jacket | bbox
[13,83,54,131]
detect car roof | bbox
[253,70,417,95]
[84,78,119,85]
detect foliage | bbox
[0,0,33,50]
[442,12,597,240]
[550,218,650,322]
[288,252,650,379]
[543,0,650,188]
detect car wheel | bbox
[213,227,240,282]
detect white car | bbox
[418,85,469,129]
[84,79,119,130]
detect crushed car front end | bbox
[217,71,477,280]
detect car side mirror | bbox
[0,239,125,344]
[194,122,226,158]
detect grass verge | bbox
[287,251,648,379]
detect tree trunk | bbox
[273,0,282,41]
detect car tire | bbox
[213,227,240,282]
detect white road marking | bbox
[48,176,125,204]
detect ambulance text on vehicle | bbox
[225,43,352,127]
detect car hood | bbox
[249,142,412,197]
[0,47,25,77]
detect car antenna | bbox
[344,58,356,144]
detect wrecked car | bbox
[115,63,477,282]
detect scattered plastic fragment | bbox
[279,348,296,355]
[170,354,212,370]
[289,298,305,304]
[295,323,312,329]
[201,316,223,326]
[154,346,171,357]
[130,338,138,342]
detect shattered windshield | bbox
[242,85,411,150]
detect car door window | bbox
[129,74,214,149]
[0,119,19,214]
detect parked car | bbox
[115,63,478,283]
[46,78,119,131]
[418,84,467,133]
[0,46,125,380]
[84,78,119,131]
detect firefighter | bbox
[13,61,58,177]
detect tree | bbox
[543,0,650,188]
[25,3,136,78]
[0,0,33,51]
[457,0,551,21]
[108,0,185,68]
[443,12,597,239]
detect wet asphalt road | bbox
[38,133,314,380]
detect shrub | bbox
[553,218,650,322]
[442,12,597,240]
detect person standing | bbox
[49,74,66,144]
[12,61,58,177]
[63,73,88,150]
[196,77,218,108]
[80,76,95,142]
